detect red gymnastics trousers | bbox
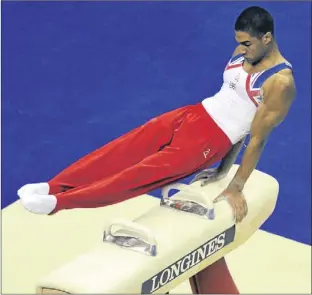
[48,103,232,214]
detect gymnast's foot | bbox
[19,193,57,214]
[17,182,50,198]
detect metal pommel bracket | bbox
[102,218,158,257]
[160,183,215,220]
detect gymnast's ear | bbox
[262,32,273,45]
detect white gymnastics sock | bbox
[20,193,57,215]
[17,182,50,198]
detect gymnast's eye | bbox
[240,41,251,47]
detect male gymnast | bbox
[18,6,296,294]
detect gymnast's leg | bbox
[48,106,190,194]
[17,105,190,197]
[19,103,231,215]
[49,144,210,214]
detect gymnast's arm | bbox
[226,70,296,193]
[217,136,246,176]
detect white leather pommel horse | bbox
[36,165,279,294]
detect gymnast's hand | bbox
[190,168,226,186]
[214,188,248,223]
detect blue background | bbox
[2,1,311,245]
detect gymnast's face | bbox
[235,30,273,65]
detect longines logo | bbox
[141,225,236,294]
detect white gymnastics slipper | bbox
[20,193,57,215]
[17,182,50,198]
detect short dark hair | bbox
[235,6,274,38]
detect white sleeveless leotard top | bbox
[202,54,293,144]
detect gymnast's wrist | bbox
[227,177,245,192]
